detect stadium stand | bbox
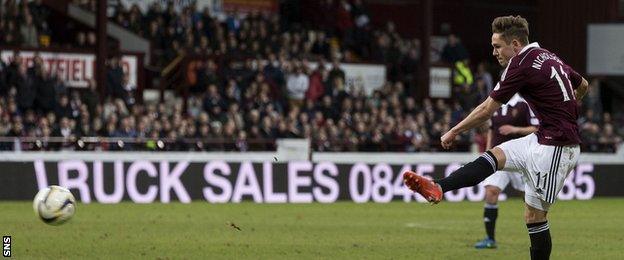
[0,0,621,153]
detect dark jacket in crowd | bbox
[106,61,125,99]
[16,74,36,111]
[34,75,56,113]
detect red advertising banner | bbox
[1,50,138,88]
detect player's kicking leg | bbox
[403,148,504,204]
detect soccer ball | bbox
[33,185,76,225]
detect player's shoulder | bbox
[518,43,569,72]
[499,43,553,81]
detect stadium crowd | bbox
[71,0,420,88]
[1,51,620,153]
[0,51,474,152]
[0,0,621,153]
[0,0,51,48]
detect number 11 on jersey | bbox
[550,65,575,102]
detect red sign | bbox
[222,0,277,14]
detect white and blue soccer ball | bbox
[33,185,76,225]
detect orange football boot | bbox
[403,171,443,203]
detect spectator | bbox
[8,121,25,138]
[581,122,600,152]
[475,79,489,103]
[476,62,493,94]
[3,20,20,46]
[20,14,39,47]
[53,117,75,138]
[106,56,125,100]
[114,116,137,138]
[33,75,55,113]
[335,0,354,39]
[14,61,36,112]
[30,55,55,113]
[306,64,326,101]
[328,60,345,92]
[599,124,621,153]
[203,84,224,117]
[54,95,73,119]
[400,46,419,90]
[286,66,309,107]
[441,34,469,64]
[235,131,249,151]
[86,32,97,47]
[311,31,331,59]
[28,0,49,26]
[121,74,136,105]
[50,74,66,97]
[82,79,100,117]
[76,32,87,48]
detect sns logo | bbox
[2,236,10,257]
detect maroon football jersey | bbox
[490,43,582,146]
[490,94,539,147]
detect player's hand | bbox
[498,125,517,135]
[440,130,457,149]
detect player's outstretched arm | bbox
[574,77,589,101]
[441,97,502,149]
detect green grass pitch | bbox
[2,199,623,259]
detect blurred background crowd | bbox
[0,0,621,153]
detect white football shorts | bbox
[497,133,580,211]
